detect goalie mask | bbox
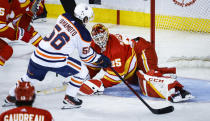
[15,82,35,101]
[91,24,109,52]
[74,3,94,24]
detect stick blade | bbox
[152,106,174,114]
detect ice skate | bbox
[180,89,195,101]
[2,95,16,107]
[170,89,194,103]
[61,95,82,109]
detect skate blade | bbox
[61,105,81,109]
[173,95,195,103]
[183,95,195,101]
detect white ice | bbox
[0,18,210,121]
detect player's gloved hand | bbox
[95,54,112,68]
[16,27,33,43]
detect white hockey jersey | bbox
[31,13,100,69]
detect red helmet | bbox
[15,82,35,101]
[91,24,109,51]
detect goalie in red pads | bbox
[79,24,194,102]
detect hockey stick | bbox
[109,67,174,114]
[36,84,67,95]
[27,0,41,31]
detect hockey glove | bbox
[95,54,112,68]
[16,27,33,43]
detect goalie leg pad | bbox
[79,79,104,95]
[137,70,184,100]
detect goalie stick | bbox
[109,67,174,114]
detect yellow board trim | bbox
[92,8,117,24]
[120,10,150,27]
[45,4,65,18]
[45,4,209,33]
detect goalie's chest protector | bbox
[103,34,133,73]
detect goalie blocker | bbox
[79,68,194,103]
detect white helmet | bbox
[74,3,94,23]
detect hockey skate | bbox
[170,89,194,103]
[2,95,16,107]
[62,95,83,109]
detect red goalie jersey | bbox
[86,32,158,88]
[88,33,137,87]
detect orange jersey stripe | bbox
[71,77,83,85]
[67,61,81,70]
[36,49,66,59]
[82,53,95,62]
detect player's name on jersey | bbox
[3,113,45,121]
[59,18,78,36]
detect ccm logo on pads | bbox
[148,78,164,83]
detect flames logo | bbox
[173,0,196,7]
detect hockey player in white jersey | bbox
[4,1,111,109]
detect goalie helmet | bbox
[15,82,35,101]
[91,24,109,52]
[74,3,94,23]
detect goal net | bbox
[149,0,210,67]
[154,0,209,33]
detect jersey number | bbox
[112,58,122,67]
[44,29,70,50]
[0,8,5,16]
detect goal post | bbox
[151,0,155,48]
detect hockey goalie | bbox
[79,23,194,103]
